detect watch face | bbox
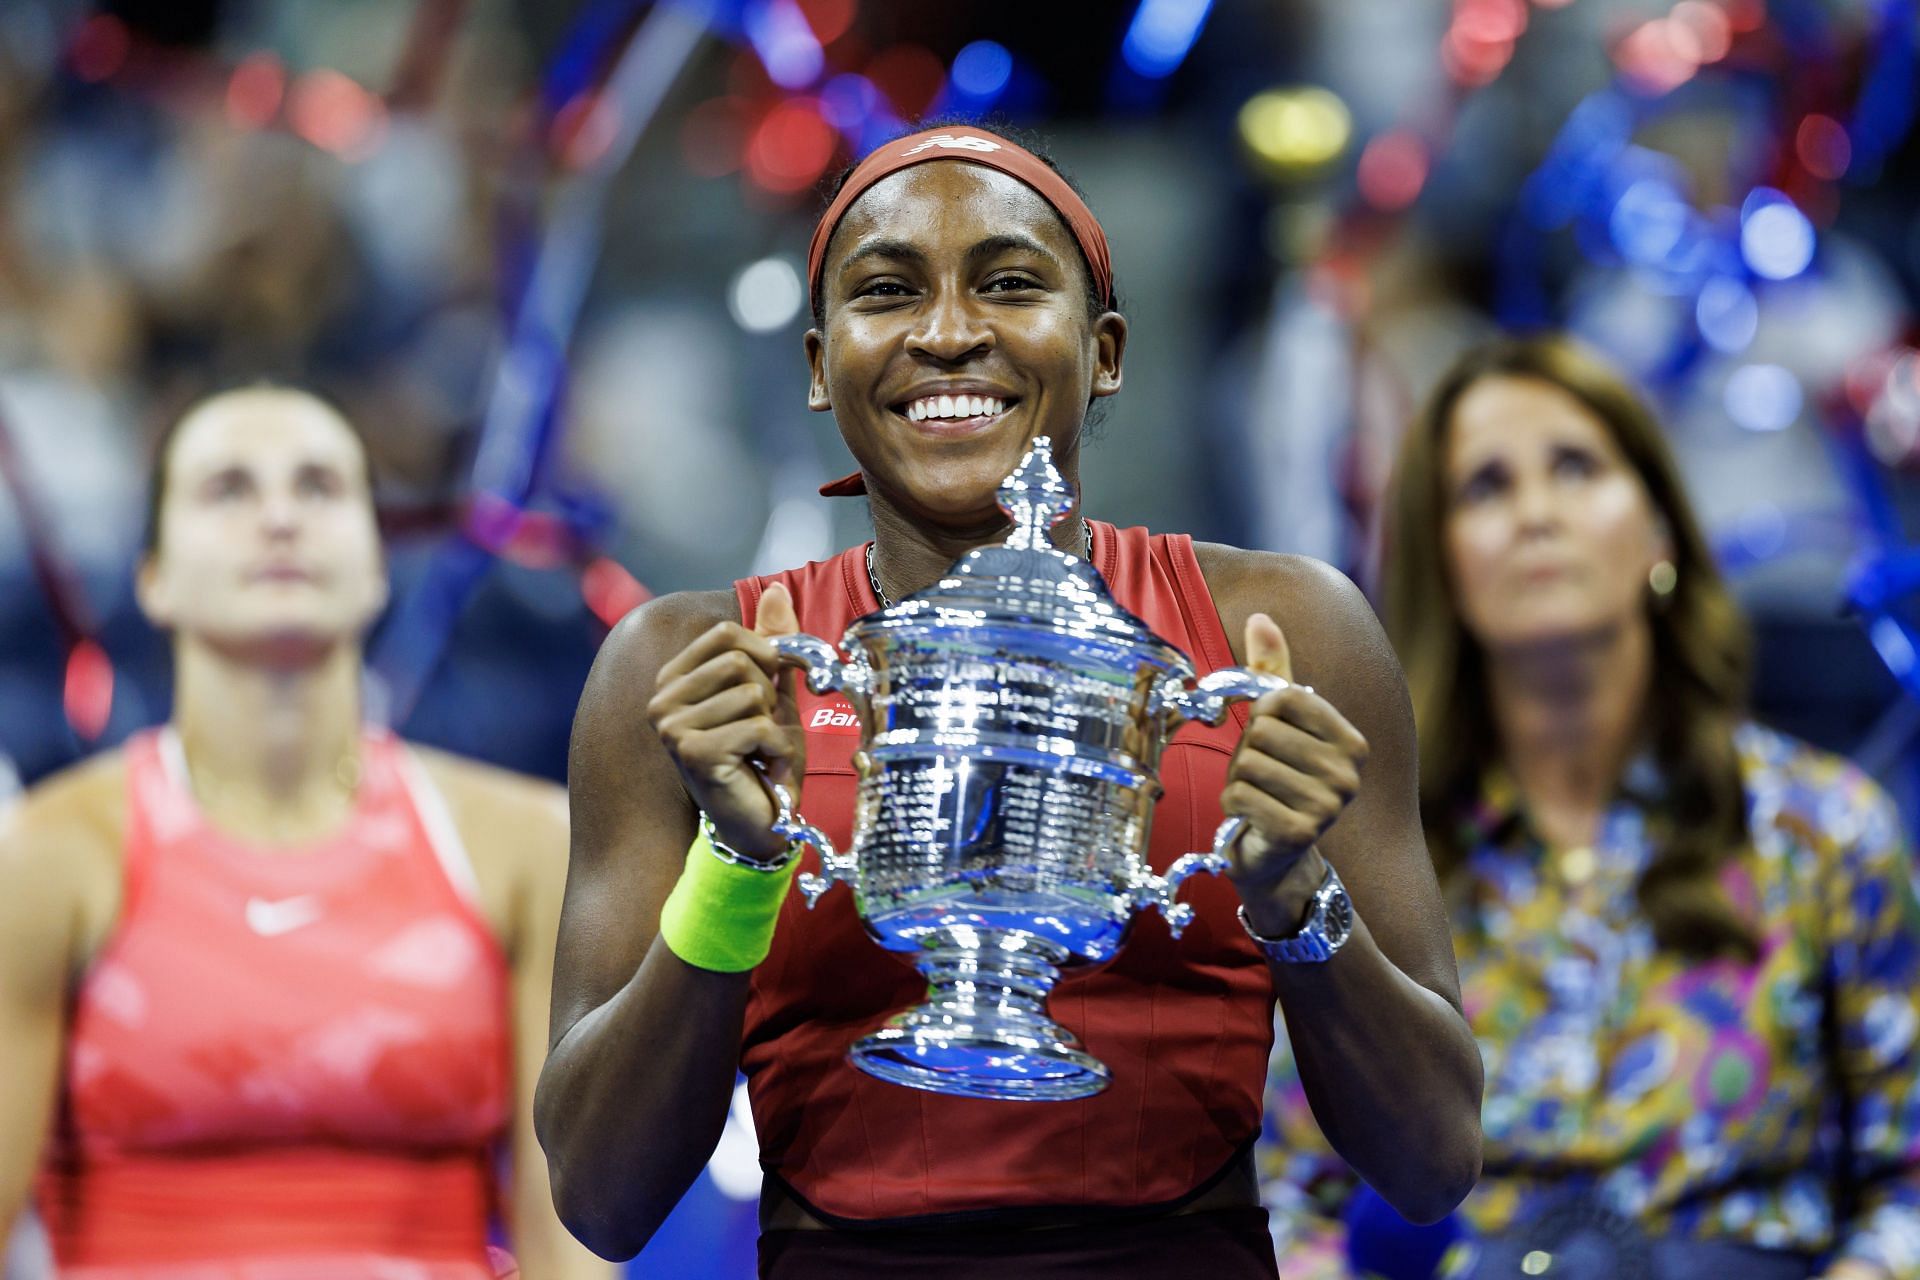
[1319,881,1355,947]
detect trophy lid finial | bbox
[999,436,1075,551]
[851,431,1185,672]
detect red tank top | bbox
[734,521,1276,1223]
[36,729,513,1278]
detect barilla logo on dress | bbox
[806,700,863,735]
[900,134,1002,157]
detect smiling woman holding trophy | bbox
[536,124,1484,1277]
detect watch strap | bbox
[699,810,800,872]
[1238,862,1353,964]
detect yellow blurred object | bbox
[1238,86,1353,178]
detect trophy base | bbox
[848,928,1111,1101]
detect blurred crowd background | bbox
[0,0,1915,1274]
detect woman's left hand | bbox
[1220,612,1369,931]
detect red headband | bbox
[807,126,1115,498]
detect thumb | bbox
[757,581,799,638]
[741,583,802,786]
[756,585,805,776]
[1244,611,1292,682]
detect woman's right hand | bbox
[646,582,806,860]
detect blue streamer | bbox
[372,0,718,721]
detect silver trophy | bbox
[765,437,1285,1101]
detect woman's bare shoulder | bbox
[400,747,562,947]
[0,750,129,961]
[1189,543,1354,594]
[1188,543,1385,672]
[1,750,128,866]
[410,747,565,838]
[587,587,744,690]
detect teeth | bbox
[904,394,1007,421]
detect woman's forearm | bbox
[534,942,752,1261]
[1272,910,1484,1224]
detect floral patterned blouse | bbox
[1260,724,1920,1279]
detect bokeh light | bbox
[744,96,838,194]
[1454,0,1528,45]
[1884,352,1920,420]
[951,41,1014,101]
[1670,2,1732,63]
[745,0,824,91]
[1122,0,1218,79]
[1795,114,1852,181]
[1867,397,1920,466]
[1845,348,1909,416]
[1608,178,1691,266]
[1442,24,1514,86]
[795,0,857,46]
[1356,131,1430,211]
[728,256,806,333]
[1723,363,1803,431]
[63,639,113,742]
[1615,19,1702,95]
[288,69,387,160]
[1723,0,1768,32]
[1695,275,1759,354]
[225,53,287,131]
[68,15,130,84]
[819,73,883,132]
[1739,189,1816,280]
[1239,87,1353,177]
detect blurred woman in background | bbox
[0,387,609,1279]
[1263,336,1920,1280]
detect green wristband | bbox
[657,825,801,973]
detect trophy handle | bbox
[762,633,862,908]
[759,778,854,908]
[1143,667,1306,936]
[769,632,860,696]
[1132,820,1237,938]
[1159,666,1294,727]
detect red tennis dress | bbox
[734,522,1278,1225]
[36,728,514,1279]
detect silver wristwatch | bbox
[699,810,799,872]
[1237,862,1354,963]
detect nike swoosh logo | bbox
[245,895,325,937]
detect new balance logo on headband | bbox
[807,124,1115,351]
[900,134,1003,157]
